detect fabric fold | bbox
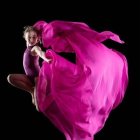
[33,20,128,140]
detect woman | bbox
[7,26,51,106]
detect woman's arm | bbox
[31,46,52,63]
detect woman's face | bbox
[25,31,39,46]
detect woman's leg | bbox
[33,77,39,110]
[7,74,35,100]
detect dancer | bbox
[7,26,51,105]
[8,20,128,140]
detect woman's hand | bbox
[44,57,52,63]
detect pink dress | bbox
[33,20,128,140]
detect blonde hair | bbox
[23,26,40,38]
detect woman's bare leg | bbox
[7,74,34,94]
[7,74,36,103]
[33,77,39,111]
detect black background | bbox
[1,1,139,139]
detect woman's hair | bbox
[23,26,40,38]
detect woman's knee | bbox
[7,74,17,84]
[7,74,13,83]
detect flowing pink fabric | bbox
[33,20,128,140]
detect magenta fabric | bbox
[33,20,128,140]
